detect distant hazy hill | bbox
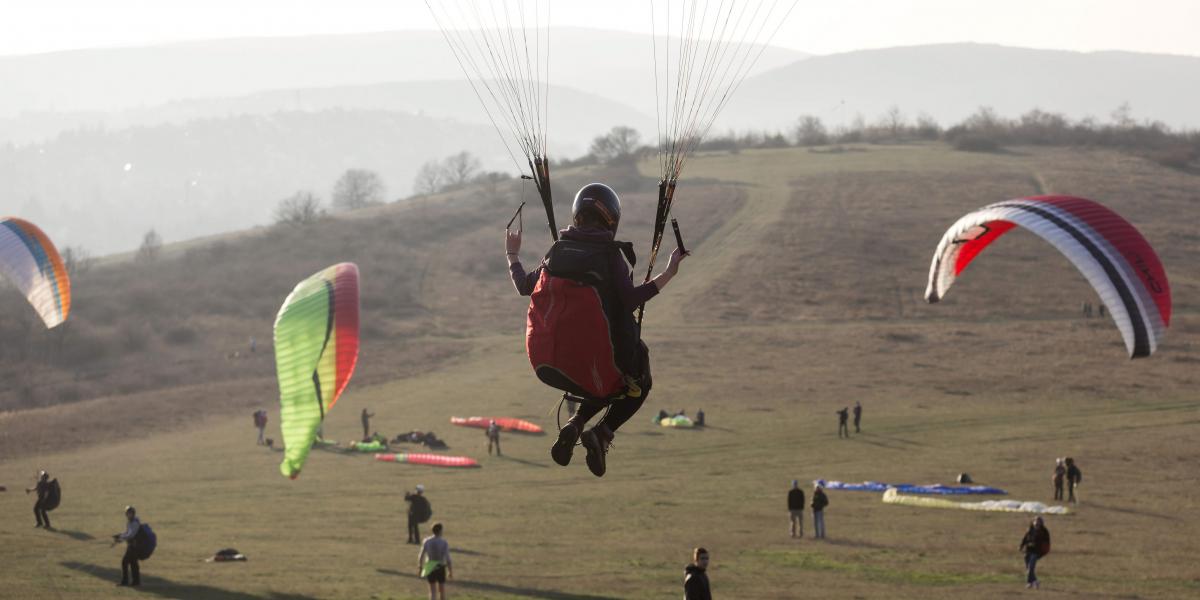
[0,80,654,153]
[1,110,507,255]
[719,43,1200,132]
[0,27,805,120]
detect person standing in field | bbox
[406,485,432,544]
[1065,458,1082,503]
[253,410,268,446]
[788,480,805,538]
[361,408,375,441]
[836,407,850,439]
[26,471,52,529]
[853,402,862,433]
[486,419,502,456]
[811,483,829,539]
[1052,458,1066,501]
[112,506,143,587]
[683,547,712,600]
[1019,516,1051,589]
[418,522,453,600]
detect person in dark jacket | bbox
[486,420,501,457]
[1052,458,1066,501]
[683,547,712,600]
[1019,516,1051,589]
[507,183,687,478]
[112,506,142,587]
[788,480,805,538]
[406,485,432,544]
[1064,457,1082,503]
[361,408,375,441]
[25,471,52,529]
[852,402,862,433]
[811,484,829,539]
[836,407,850,439]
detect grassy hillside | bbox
[1,144,1198,599]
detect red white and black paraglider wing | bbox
[925,196,1170,358]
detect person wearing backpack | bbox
[112,506,143,587]
[811,483,829,539]
[253,410,268,445]
[406,485,432,544]
[1019,516,1051,589]
[1065,457,1082,503]
[506,183,687,477]
[25,471,53,529]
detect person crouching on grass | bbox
[418,523,452,600]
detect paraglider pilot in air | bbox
[507,183,688,477]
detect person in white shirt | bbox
[111,506,142,587]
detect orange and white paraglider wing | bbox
[0,217,71,329]
[926,196,1170,358]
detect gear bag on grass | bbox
[133,524,157,560]
[526,239,639,400]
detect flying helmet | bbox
[572,183,621,232]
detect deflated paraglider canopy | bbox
[274,263,360,479]
[926,195,1170,359]
[0,217,71,329]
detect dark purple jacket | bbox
[509,226,659,310]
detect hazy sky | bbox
[2,0,1198,58]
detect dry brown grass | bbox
[1,144,1198,599]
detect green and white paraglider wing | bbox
[274,263,360,479]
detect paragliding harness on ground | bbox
[526,237,649,417]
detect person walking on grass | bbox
[683,547,712,600]
[1052,458,1066,501]
[418,523,453,600]
[853,401,862,433]
[112,506,142,587]
[486,419,502,456]
[26,471,52,529]
[1065,457,1082,504]
[253,409,268,445]
[837,407,850,439]
[812,483,829,539]
[406,485,432,544]
[1019,516,1051,589]
[788,480,805,538]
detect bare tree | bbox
[61,246,95,278]
[413,160,446,195]
[136,229,163,263]
[1111,102,1135,129]
[274,191,324,225]
[442,151,482,187]
[880,105,906,140]
[589,126,642,163]
[913,113,941,140]
[793,115,828,146]
[331,169,385,212]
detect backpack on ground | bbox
[43,479,61,511]
[133,524,157,560]
[526,239,638,401]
